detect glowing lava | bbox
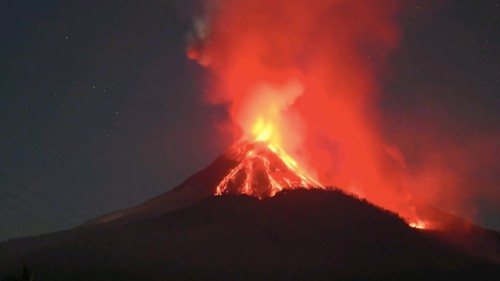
[191,0,431,230]
[216,118,322,198]
[214,113,428,229]
[409,220,427,230]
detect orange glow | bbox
[216,115,322,198]
[409,220,428,230]
[187,0,447,228]
[215,141,322,198]
[252,117,273,142]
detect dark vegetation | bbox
[1,189,499,280]
[1,266,35,281]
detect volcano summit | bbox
[215,141,322,198]
[86,141,324,225]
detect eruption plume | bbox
[187,0,431,227]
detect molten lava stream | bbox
[215,140,323,199]
[214,116,430,230]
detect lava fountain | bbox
[215,80,323,198]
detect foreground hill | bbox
[1,189,499,280]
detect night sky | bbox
[1,0,499,241]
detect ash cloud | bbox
[185,0,499,229]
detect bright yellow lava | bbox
[409,220,427,230]
[215,118,323,198]
[252,117,274,142]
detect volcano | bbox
[0,143,499,281]
[87,141,323,225]
[215,141,322,198]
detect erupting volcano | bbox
[2,0,499,280]
[209,78,325,199]
[184,0,436,230]
[215,141,322,198]
[214,111,323,198]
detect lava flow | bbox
[215,141,323,198]
[215,120,323,198]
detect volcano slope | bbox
[1,142,499,280]
[1,189,499,281]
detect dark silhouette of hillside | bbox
[1,189,499,281]
[1,142,499,280]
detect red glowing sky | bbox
[187,0,500,228]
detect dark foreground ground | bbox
[1,189,499,280]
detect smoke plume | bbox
[185,0,497,228]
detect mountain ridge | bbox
[1,189,499,280]
[1,140,499,280]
